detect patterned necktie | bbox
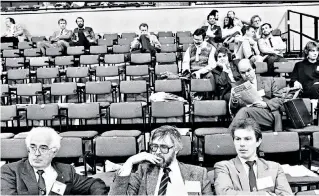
[158,168,171,196]
[246,161,257,192]
[37,170,46,195]
[60,29,64,35]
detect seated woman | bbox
[222,17,242,46]
[290,41,319,99]
[210,47,241,101]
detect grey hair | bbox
[25,127,62,150]
[150,125,183,152]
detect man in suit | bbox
[37,18,72,55]
[229,59,285,132]
[1,17,30,46]
[1,127,107,195]
[258,23,287,76]
[131,23,161,56]
[201,10,223,46]
[70,17,96,49]
[109,125,213,195]
[214,118,293,195]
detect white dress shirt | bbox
[154,159,188,196]
[238,156,258,179]
[33,165,58,196]
[182,41,216,74]
[222,63,235,83]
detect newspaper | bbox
[232,81,263,105]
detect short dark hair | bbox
[230,118,262,141]
[6,17,15,24]
[250,15,261,24]
[75,17,84,23]
[261,23,272,29]
[58,18,67,24]
[150,125,183,151]
[303,41,319,59]
[139,23,149,30]
[207,9,218,20]
[241,25,255,35]
[214,47,232,62]
[193,28,206,40]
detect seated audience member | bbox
[214,118,293,195]
[1,127,108,195]
[222,17,242,46]
[182,28,216,79]
[201,10,223,46]
[211,47,241,101]
[250,15,262,40]
[229,59,285,132]
[130,23,161,56]
[258,23,287,76]
[201,9,221,26]
[290,41,319,99]
[1,17,30,46]
[109,125,213,195]
[227,10,243,28]
[234,25,264,63]
[70,17,96,49]
[37,18,72,55]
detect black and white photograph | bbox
[1,0,319,195]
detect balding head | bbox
[238,59,256,83]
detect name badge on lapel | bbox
[258,89,265,97]
[185,181,201,194]
[50,181,66,195]
[316,65,319,72]
[256,176,274,190]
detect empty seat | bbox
[104,54,125,65]
[97,39,113,47]
[118,38,134,45]
[5,57,24,69]
[45,48,62,56]
[1,138,28,162]
[2,49,21,58]
[131,53,151,64]
[31,36,46,43]
[274,61,296,74]
[158,31,173,37]
[29,57,50,68]
[159,37,175,44]
[85,81,114,104]
[119,80,148,103]
[113,45,130,54]
[55,56,74,67]
[121,32,136,39]
[178,37,193,45]
[18,42,33,49]
[151,101,185,124]
[90,45,108,54]
[156,53,177,64]
[26,103,61,127]
[1,43,14,50]
[103,33,118,41]
[7,69,30,83]
[67,46,85,55]
[160,44,177,53]
[23,48,41,57]
[80,55,100,65]
[176,31,192,38]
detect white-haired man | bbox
[109,125,213,195]
[1,127,107,195]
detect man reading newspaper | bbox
[228,59,285,132]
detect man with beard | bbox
[1,127,108,195]
[70,17,96,49]
[214,118,293,195]
[258,23,287,76]
[228,59,285,132]
[109,125,213,195]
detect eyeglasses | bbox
[149,144,174,154]
[240,68,253,75]
[28,145,54,154]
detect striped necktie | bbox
[158,167,171,196]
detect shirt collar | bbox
[195,41,208,49]
[78,26,86,30]
[238,155,258,166]
[33,164,54,175]
[167,158,179,172]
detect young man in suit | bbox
[37,18,73,54]
[109,125,213,195]
[214,118,293,195]
[228,59,285,132]
[70,17,96,49]
[1,127,107,195]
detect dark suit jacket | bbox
[201,25,223,43]
[1,159,108,195]
[214,157,293,196]
[109,162,213,195]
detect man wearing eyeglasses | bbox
[1,127,108,195]
[109,125,213,195]
[229,59,285,132]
